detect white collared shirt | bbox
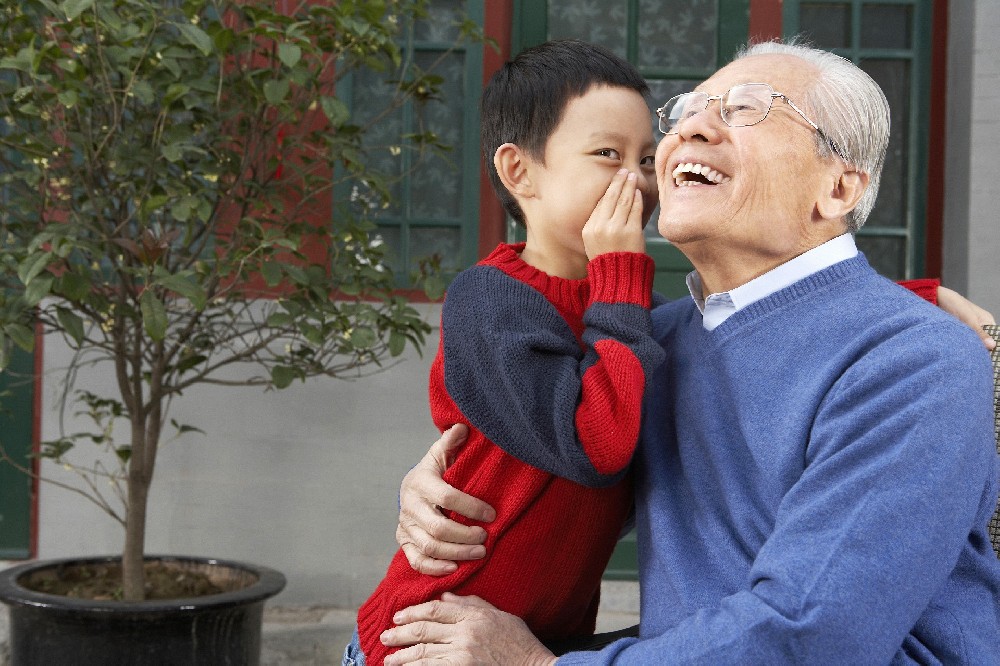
[685,233,859,331]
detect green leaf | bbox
[423,274,445,301]
[155,271,207,310]
[4,324,35,352]
[162,142,185,163]
[388,330,406,356]
[58,271,91,302]
[277,43,302,68]
[131,80,154,105]
[175,23,213,56]
[266,311,294,328]
[18,251,53,286]
[57,89,79,108]
[319,96,349,128]
[24,275,54,306]
[139,290,167,341]
[261,261,282,287]
[171,419,206,437]
[263,78,290,105]
[61,0,94,21]
[349,326,376,349]
[56,307,86,344]
[271,365,296,389]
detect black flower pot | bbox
[0,555,286,666]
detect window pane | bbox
[410,51,465,220]
[415,0,466,42]
[411,226,464,273]
[799,3,851,49]
[856,234,906,280]
[861,58,910,228]
[861,4,912,49]
[351,67,405,216]
[637,0,718,70]
[547,1,628,57]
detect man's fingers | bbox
[398,524,459,576]
[440,592,492,608]
[428,423,469,469]
[431,483,496,524]
[383,642,449,666]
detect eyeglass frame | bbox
[655,82,847,162]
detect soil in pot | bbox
[19,560,231,601]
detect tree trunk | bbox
[122,458,150,601]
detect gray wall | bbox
[944,0,1000,314]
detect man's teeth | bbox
[672,162,731,186]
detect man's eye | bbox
[597,149,621,160]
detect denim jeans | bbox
[342,627,367,666]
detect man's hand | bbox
[381,593,558,666]
[397,424,497,576]
[582,168,646,260]
[937,286,997,350]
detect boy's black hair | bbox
[480,39,650,226]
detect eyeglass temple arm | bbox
[777,94,848,162]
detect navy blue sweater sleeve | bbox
[441,263,664,487]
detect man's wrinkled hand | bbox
[381,593,558,666]
[937,286,997,350]
[397,424,497,576]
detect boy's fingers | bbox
[615,172,638,221]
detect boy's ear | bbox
[494,143,534,197]
[816,168,868,221]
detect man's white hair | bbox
[734,40,890,232]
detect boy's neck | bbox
[519,241,588,280]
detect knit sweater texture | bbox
[357,243,665,664]
[561,254,1000,664]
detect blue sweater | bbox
[562,254,1000,664]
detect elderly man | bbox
[380,41,1000,664]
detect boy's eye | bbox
[640,155,655,166]
[597,148,621,160]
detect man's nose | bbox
[676,101,723,142]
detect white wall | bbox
[35,305,442,607]
[944,0,1000,314]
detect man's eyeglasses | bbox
[655,82,845,160]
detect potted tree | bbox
[0,0,474,662]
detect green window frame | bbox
[339,1,484,289]
[784,0,933,279]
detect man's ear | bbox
[494,143,534,197]
[816,168,869,221]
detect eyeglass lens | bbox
[658,83,775,134]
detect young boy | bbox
[347,39,664,665]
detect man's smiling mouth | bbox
[672,162,731,187]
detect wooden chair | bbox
[985,324,1000,558]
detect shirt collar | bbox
[685,233,858,330]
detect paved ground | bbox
[0,581,639,665]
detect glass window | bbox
[342,1,483,287]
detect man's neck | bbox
[679,229,847,298]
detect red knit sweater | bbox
[356,244,661,664]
